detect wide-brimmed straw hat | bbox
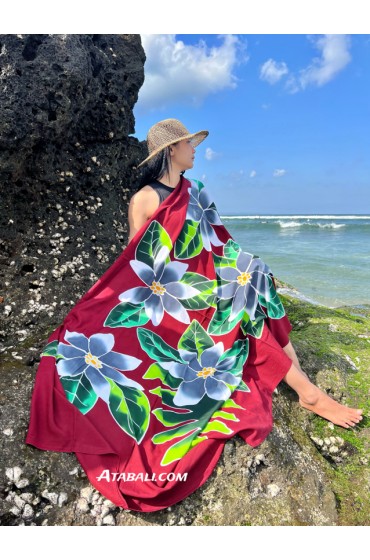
[136,118,209,168]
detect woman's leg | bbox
[282,340,309,379]
[281,339,363,429]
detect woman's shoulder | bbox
[128,185,160,218]
[130,184,159,202]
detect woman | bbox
[26,118,363,513]
[130,118,363,430]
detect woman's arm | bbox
[127,188,159,244]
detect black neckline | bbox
[153,178,180,190]
[154,179,176,191]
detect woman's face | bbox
[170,138,196,171]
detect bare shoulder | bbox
[127,185,160,244]
[130,185,160,218]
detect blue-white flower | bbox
[161,342,241,406]
[186,182,224,251]
[118,245,200,326]
[215,250,273,321]
[56,330,143,403]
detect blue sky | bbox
[133,34,370,215]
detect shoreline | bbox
[276,281,370,313]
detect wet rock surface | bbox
[1,34,369,526]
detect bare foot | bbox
[299,386,363,428]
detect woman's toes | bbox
[348,410,362,421]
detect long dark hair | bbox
[135,142,185,191]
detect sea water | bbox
[220,214,370,309]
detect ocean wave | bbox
[276,220,346,229]
[317,223,345,229]
[277,221,304,228]
[221,215,370,220]
[277,287,327,307]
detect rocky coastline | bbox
[0,34,368,526]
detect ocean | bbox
[219,214,370,309]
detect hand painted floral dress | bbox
[26,175,294,512]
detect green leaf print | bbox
[174,220,203,260]
[143,363,182,389]
[150,386,181,408]
[106,378,150,444]
[222,398,246,409]
[178,272,217,309]
[258,274,286,319]
[207,295,246,335]
[41,340,63,359]
[200,419,234,435]
[152,421,200,444]
[211,410,240,421]
[104,301,149,328]
[59,373,98,415]
[136,220,172,269]
[223,239,243,260]
[137,328,184,363]
[240,311,266,338]
[160,428,203,466]
[152,407,195,427]
[178,319,215,356]
[235,380,250,392]
[217,338,249,376]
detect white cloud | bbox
[285,34,351,93]
[250,170,257,178]
[136,34,249,112]
[273,169,286,177]
[260,59,289,84]
[205,147,221,161]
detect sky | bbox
[132,34,370,215]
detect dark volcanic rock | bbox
[0,33,147,346]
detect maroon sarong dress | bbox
[26,175,293,512]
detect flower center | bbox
[85,352,102,368]
[237,271,252,286]
[150,280,166,295]
[197,366,216,378]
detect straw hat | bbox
[136,118,209,168]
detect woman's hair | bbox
[135,142,185,191]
